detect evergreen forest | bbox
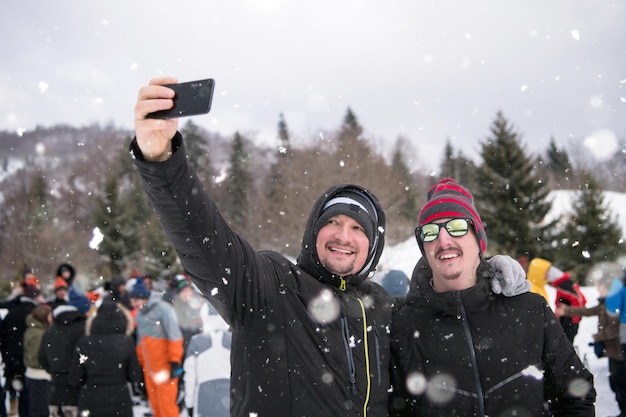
[1,110,625,296]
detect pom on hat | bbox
[129,279,150,299]
[54,277,68,292]
[313,188,379,247]
[417,178,487,255]
[546,266,565,283]
[68,286,92,313]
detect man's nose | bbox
[334,224,352,241]
[437,227,454,243]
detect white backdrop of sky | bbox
[1,0,624,170]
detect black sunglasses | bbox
[415,218,472,243]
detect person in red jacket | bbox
[547,265,587,344]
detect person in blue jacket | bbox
[604,272,626,416]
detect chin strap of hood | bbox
[296,184,386,290]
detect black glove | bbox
[169,361,183,378]
[187,408,194,417]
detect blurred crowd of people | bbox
[525,256,626,417]
[0,263,231,417]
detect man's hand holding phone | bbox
[135,77,180,162]
[134,77,215,162]
[146,78,214,120]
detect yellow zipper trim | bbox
[357,297,371,417]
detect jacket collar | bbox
[407,257,493,315]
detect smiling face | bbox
[422,218,481,292]
[315,214,370,277]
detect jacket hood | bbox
[56,262,76,286]
[526,258,551,287]
[297,184,386,289]
[52,306,87,325]
[87,300,133,336]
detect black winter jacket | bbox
[69,301,141,417]
[0,297,36,378]
[389,259,596,417]
[131,134,397,417]
[39,307,87,406]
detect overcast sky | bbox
[1,0,624,170]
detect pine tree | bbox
[28,172,51,227]
[338,107,363,144]
[439,139,478,191]
[180,120,214,181]
[262,114,300,251]
[334,108,373,172]
[93,173,138,275]
[544,137,572,189]
[554,171,625,282]
[476,111,554,259]
[267,114,291,200]
[225,132,252,230]
[390,137,417,221]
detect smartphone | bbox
[146,78,215,119]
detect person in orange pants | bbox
[129,279,183,417]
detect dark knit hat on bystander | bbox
[417,178,488,255]
[129,279,151,299]
[68,286,92,313]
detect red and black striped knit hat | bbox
[417,178,487,255]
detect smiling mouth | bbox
[329,246,354,255]
[438,253,459,261]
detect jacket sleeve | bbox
[562,304,601,318]
[541,299,596,416]
[131,134,278,330]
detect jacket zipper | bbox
[340,297,373,417]
[455,292,486,417]
[341,315,358,395]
